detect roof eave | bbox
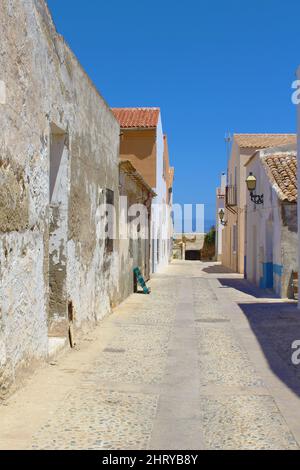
[120,126,157,131]
[244,150,260,167]
[119,160,157,197]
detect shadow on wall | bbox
[238,302,300,399]
[121,134,155,161]
[217,277,279,299]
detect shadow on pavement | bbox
[218,277,278,299]
[239,302,300,397]
[202,265,235,274]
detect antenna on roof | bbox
[224,132,231,142]
[224,131,232,181]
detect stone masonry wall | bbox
[0,0,120,394]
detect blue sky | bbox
[47,0,299,226]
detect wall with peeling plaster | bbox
[119,168,152,301]
[0,0,120,395]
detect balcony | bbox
[225,185,237,207]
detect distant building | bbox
[215,173,226,261]
[173,233,205,260]
[245,146,297,298]
[112,108,174,273]
[222,134,297,274]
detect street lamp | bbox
[219,209,227,226]
[246,172,264,205]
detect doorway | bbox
[185,250,200,261]
[48,124,69,339]
[265,219,274,288]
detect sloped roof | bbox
[112,108,160,128]
[234,134,297,149]
[262,152,297,202]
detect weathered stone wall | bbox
[0,0,120,393]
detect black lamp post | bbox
[246,172,264,205]
[219,209,227,226]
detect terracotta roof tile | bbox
[262,152,297,202]
[234,134,296,149]
[112,108,160,128]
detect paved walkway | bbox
[1,261,300,449]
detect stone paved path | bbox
[1,261,300,449]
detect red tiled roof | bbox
[262,152,297,202]
[234,134,297,149]
[112,108,160,128]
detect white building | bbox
[215,173,227,261]
[245,145,297,298]
[151,113,170,272]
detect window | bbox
[105,188,114,253]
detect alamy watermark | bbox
[291,340,300,365]
[291,80,300,104]
[101,198,204,241]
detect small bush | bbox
[200,226,216,260]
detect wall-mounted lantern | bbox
[219,209,227,226]
[246,172,264,205]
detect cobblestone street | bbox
[1,261,300,450]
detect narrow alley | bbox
[1,261,300,450]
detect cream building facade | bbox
[245,146,297,298]
[222,134,297,274]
